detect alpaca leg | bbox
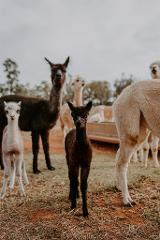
[9,161,16,189]
[116,141,136,206]
[138,147,144,162]
[0,129,4,170]
[115,149,121,190]
[131,151,138,163]
[150,138,160,168]
[0,155,11,198]
[15,154,25,197]
[69,167,79,209]
[80,167,90,217]
[31,131,40,174]
[68,169,79,199]
[40,130,55,171]
[143,141,150,168]
[22,160,29,185]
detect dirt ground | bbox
[0,127,159,240]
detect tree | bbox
[83,81,111,105]
[113,73,135,99]
[33,81,51,99]
[3,58,20,94]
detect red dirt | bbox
[30,209,58,222]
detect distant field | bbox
[0,146,159,240]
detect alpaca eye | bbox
[5,110,8,114]
[76,79,79,82]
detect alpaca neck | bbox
[76,127,87,144]
[7,120,19,140]
[73,88,83,106]
[49,86,61,114]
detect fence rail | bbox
[87,122,119,144]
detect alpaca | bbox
[88,105,105,123]
[1,102,29,199]
[150,60,160,79]
[132,131,159,168]
[132,61,160,167]
[0,57,69,173]
[113,79,160,206]
[60,76,85,138]
[65,101,92,217]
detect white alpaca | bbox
[113,79,160,205]
[132,61,160,167]
[150,60,160,79]
[0,102,29,199]
[88,105,105,123]
[60,76,85,138]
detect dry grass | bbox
[0,147,159,240]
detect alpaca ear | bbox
[17,101,21,107]
[67,101,74,111]
[64,57,70,68]
[86,101,92,111]
[4,101,7,108]
[44,57,53,67]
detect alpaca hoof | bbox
[124,203,132,207]
[48,166,55,171]
[115,186,121,192]
[124,201,136,207]
[71,204,76,209]
[83,211,89,218]
[20,193,26,197]
[24,181,29,185]
[33,169,41,174]
[131,201,136,206]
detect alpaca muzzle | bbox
[10,116,15,120]
[152,68,157,74]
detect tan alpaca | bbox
[113,79,160,206]
[132,61,160,167]
[60,76,85,138]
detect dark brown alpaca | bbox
[65,101,92,217]
[0,57,69,173]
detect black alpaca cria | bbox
[65,101,92,217]
[0,57,69,173]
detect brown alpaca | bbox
[65,101,92,217]
[60,76,85,138]
[113,79,160,206]
[0,57,69,173]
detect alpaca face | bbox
[67,101,92,128]
[150,63,160,79]
[72,77,85,91]
[4,101,21,122]
[45,57,70,89]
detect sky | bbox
[0,0,160,86]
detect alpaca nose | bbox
[76,117,81,125]
[152,68,157,74]
[10,115,15,120]
[56,70,62,78]
[56,73,61,78]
